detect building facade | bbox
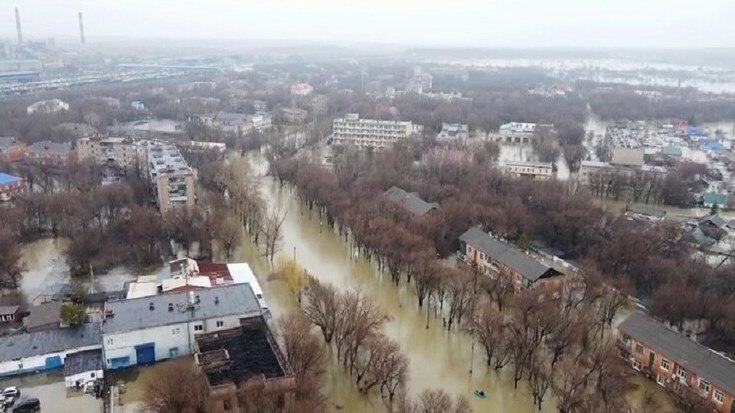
[101,284,263,370]
[618,313,735,413]
[25,141,77,166]
[146,140,196,214]
[332,113,421,149]
[436,123,469,144]
[77,136,147,171]
[0,323,101,377]
[488,122,548,145]
[503,161,554,180]
[457,227,565,294]
[0,137,26,162]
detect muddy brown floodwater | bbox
[232,152,556,413]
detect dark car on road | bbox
[8,397,40,412]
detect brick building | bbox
[618,313,735,413]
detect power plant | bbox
[15,7,23,44]
[78,12,85,45]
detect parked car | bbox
[8,397,40,412]
[1,387,20,409]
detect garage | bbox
[135,343,155,365]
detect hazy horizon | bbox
[2,0,734,49]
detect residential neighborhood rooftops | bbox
[459,227,557,281]
[63,349,103,377]
[26,140,75,155]
[619,312,735,396]
[102,283,261,334]
[23,301,62,331]
[0,173,23,185]
[384,186,439,216]
[0,323,101,363]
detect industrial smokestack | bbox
[78,12,85,45]
[15,8,23,44]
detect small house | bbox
[0,306,21,323]
[23,301,62,333]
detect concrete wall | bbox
[65,369,103,387]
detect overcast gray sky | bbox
[2,0,734,48]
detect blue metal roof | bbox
[0,172,22,185]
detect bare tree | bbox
[141,358,205,413]
[260,211,287,262]
[0,229,26,289]
[446,268,475,330]
[302,280,339,343]
[469,302,510,370]
[278,314,327,412]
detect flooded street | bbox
[232,152,555,413]
[0,372,102,413]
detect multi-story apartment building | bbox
[488,122,550,145]
[436,123,469,144]
[332,113,421,149]
[77,136,147,172]
[618,313,735,413]
[457,226,566,295]
[503,161,554,180]
[101,284,263,370]
[579,160,668,187]
[146,140,196,214]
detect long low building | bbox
[0,323,102,377]
[458,226,566,294]
[503,160,554,180]
[101,283,263,370]
[619,313,735,413]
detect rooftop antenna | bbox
[78,12,85,45]
[15,8,23,44]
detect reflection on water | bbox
[232,152,554,413]
[0,238,147,308]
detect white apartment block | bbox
[503,161,555,180]
[332,113,422,149]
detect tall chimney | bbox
[78,12,85,45]
[15,8,23,44]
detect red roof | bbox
[196,262,233,284]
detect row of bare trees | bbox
[270,146,735,349]
[302,280,409,406]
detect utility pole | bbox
[15,8,23,44]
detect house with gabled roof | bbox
[457,226,565,294]
[618,313,735,413]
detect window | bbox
[172,327,181,335]
[656,374,665,387]
[106,338,114,346]
[632,360,641,371]
[699,379,710,392]
[677,366,687,379]
[714,390,724,404]
[660,359,670,371]
[216,320,224,328]
[169,347,179,358]
[635,344,644,354]
[91,372,96,378]
[194,324,203,332]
